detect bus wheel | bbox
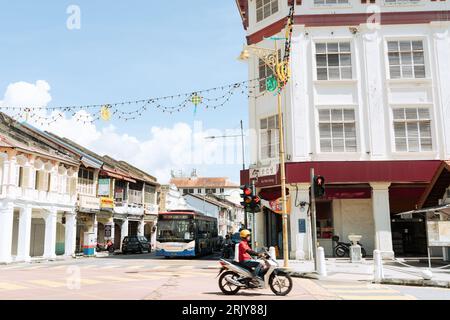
[218,271,241,295]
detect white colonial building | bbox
[0,115,79,264]
[237,0,450,259]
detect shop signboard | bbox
[79,195,100,211]
[268,196,291,215]
[427,221,450,247]
[98,178,111,197]
[100,197,115,210]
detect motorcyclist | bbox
[238,229,265,281]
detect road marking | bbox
[0,282,28,291]
[177,266,194,270]
[127,265,144,270]
[322,284,376,289]
[29,280,66,288]
[330,289,398,294]
[339,295,417,300]
[27,265,45,270]
[99,265,121,269]
[79,278,103,285]
[297,279,338,298]
[96,276,137,282]
[48,265,67,270]
[126,273,162,280]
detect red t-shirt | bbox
[238,240,252,262]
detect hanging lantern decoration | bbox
[191,93,203,115]
[266,75,278,92]
[100,104,112,121]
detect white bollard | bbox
[317,247,327,276]
[269,246,276,260]
[421,269,433,280]
[234,244,240,262]
[373,250,384,282]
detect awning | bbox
[396,204,450,217]
[100,170,137,183]
[81,156,102,169]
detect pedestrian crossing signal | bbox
[314,175,326,198]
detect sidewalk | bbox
[284,258,450,288]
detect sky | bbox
[0,1,248,183]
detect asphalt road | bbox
[0,253,449,300]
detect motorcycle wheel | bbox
[334,246,347,258]
[218,271,241,295]
[361,248,367,258]
[269,272,293,296]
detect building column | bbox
[43,208,57,260]
[120,219,129,251]
[64,212,77,257]
[0,202,14,264]
[138,220,145,236]
[289,184,311,260]
[370,182,394,259]
[16,206,32,262]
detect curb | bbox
[379,278,450,289]
[289,272,321,280]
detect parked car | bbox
[121,236,150,254]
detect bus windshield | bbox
[157,219,195,242]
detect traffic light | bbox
[240,185,253,211]
[240,185,261,212]
[314,175,326,198]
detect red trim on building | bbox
[241,160,442,187]
[246,11,450,44]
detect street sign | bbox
[249,164,278,180]
[298,219,306,234]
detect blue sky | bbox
[0,1,248,183]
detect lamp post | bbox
[238,39,290,268]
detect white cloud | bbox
[0,80,227,183]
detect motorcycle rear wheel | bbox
[334,246,347,257]
[269,272,293,296]
[218,271,241,295]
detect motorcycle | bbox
[96,240,115,253]
[332,235,367,258]
[221,242,234,259]
[217,248,293,296]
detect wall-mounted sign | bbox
[249,164,278,180]
[267,196,291,215]
[427,221,450,247]
[98,178,111,197]
[79,195,100,210]
[104,224,112,238]
[298,219,306,234]
[100,197,115,209]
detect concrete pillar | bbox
[64,212,77,257]
[120,219,129,251]
[138,220,145,236]
[289,184,311,260]
[370,182,394,259]
[43,209,57,260]
[0,202,14,264]
[16,206,32,262]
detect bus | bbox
[155,210,218,257]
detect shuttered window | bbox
[260,115,280,159]
[77,167,95,195]
[316,42,352,80]
[256,0,279,22]
[387,40,425,79]
[393,108,432,152]
[319,109,357,152]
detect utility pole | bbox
[310,168,318,271]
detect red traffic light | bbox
[253,196,260,204]
[316,176,325,186]
[244,188,252,196]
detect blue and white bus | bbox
[155,210,218,257]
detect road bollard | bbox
[317,247,327,276]
[234,244,239,262]
[373,250,384,283]
[269,247,276,260]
